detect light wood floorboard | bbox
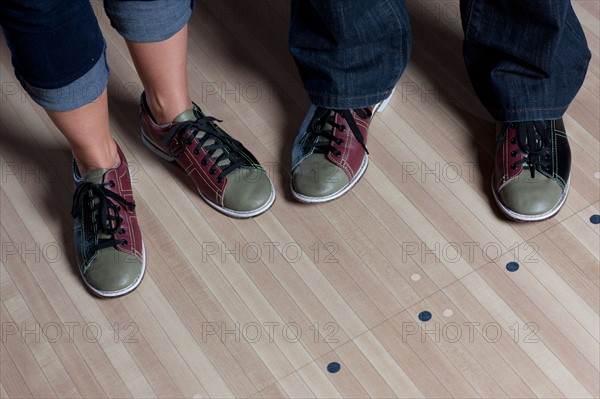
[1,1,598,398]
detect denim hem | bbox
[19,49,109,112]
[493,106,567,122]
[307,89,394,109]
[105,0,194,43]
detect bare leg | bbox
[126,24,192,124]
[46,89,119,174]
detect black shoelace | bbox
[71,181,136,251]
[163,117,246,183]
[303,108,372,156]
[509,121,552,178]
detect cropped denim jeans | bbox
[289,0,591,121]
[0,0,194,111]
[1,0,591,121]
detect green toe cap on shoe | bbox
[499,173,564,216]
[223,167,273,212]
[292,154,349,198]
[83,249,142,295]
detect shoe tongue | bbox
[324,110,335,129]
[83,168,109,184]
[316,110,336,144]
[173,109,198,123]
[173,106,234,170]
[81,168,112,240]
[532,134,543,150]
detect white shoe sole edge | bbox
[375,87,395,113]
[491,173,570,222]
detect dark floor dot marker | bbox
[506,262,519,272]
[327,362,341,373]
[590,215,600,225]
[418,311,432,322]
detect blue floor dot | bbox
[506,262,520,272]
[418,311,432,322]
[327,362,341,373]
[590,215,600,225]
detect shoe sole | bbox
[82,241,147,298]
[290,89,393,203]
[375,88,395,113]
[491,173,570,222]
[141,129,276,218]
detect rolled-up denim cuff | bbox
[105,0,195,43]
[18,48,109,112]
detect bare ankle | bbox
[75,139,120,176]
[146,92,192,124]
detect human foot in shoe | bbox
[492,119,571,221]
[290,94,392,203]
[139,92,275,218]
[72,143,145,297]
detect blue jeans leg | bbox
[289,0,412,109]
[0,0,194,111]
[461,0,592,121]
[289,0,591,119]
[0,0,105,92]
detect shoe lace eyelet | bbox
[216,177,223,183]
[510,138,516,144]
[510,164,517,170]
[510,151,517,157]
[193,149,200,155]
[334,150,341,156]
[209,168,216,175]
[119,228,125,234]
[122,239,128,246]
[109,180,116,187]
[201,159,208,166]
